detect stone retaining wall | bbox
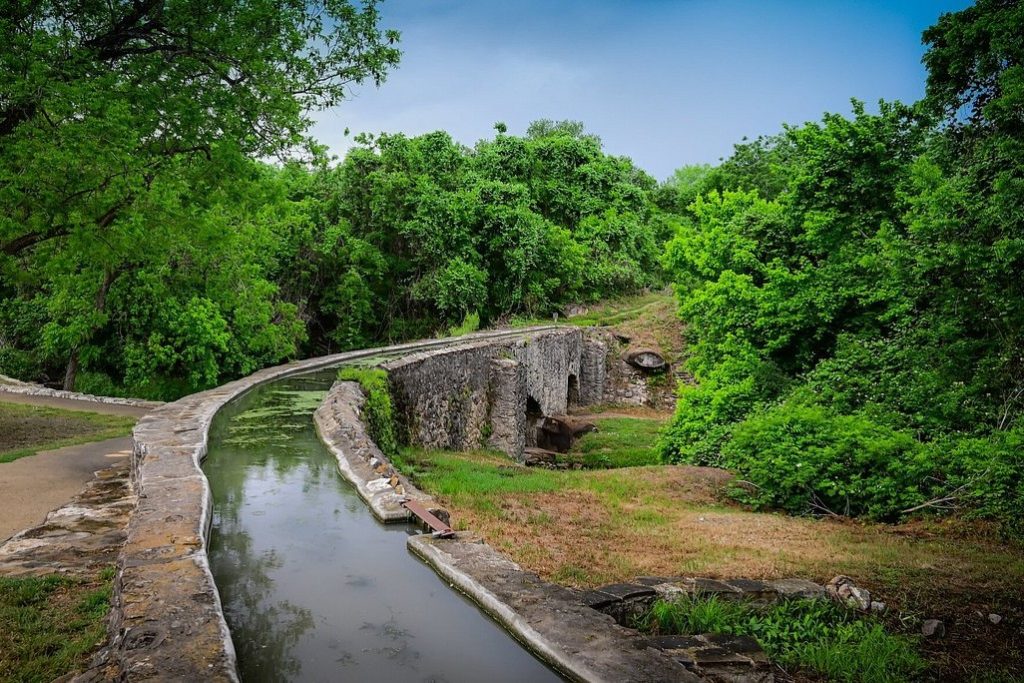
[587,330,678,410]
[313,380,436,523]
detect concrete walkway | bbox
[0,391,146,543]
[0,436,134,542]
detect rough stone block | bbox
[487,357,526,459]
[596,583,658,601]
[114,555,235,681]
[647,634,705,651]
[768,578,825,599]
[580,589,620,609]
[693,578,742,596]
[122,476,207,565]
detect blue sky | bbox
[311,0,972,180]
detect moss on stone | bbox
[338,367,399,457]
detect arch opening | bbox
[525,395,543,447]
[567,374,580,410]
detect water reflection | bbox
[204,375,562,683]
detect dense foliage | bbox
[659,0,1024,536]
[280,121,669,352]
[0,3,669,399]
[0,0,400,394]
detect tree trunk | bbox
[62,348,79,391]
[62,268,119,392]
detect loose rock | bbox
[988,613,1003,625]
[826,575,872,610]
[536,415,596,453]
[922,619,945,638]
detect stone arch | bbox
[525,395,543,447]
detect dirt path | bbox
[0,436,133,542]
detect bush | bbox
[721,402,931,520]
[641,595,926,683]
[658,351,789,466]
[447,310,481,337]
[337,367,399,457]
[941,428,1024,540]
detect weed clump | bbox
[338,367,398,457]
[641,594,925,683]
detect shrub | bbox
[941,427,1024,540]
[337,367,398,457]
[721,402,931,520]
[447,310,481,337]
[658,351,789,466]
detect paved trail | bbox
[0,392,147,542]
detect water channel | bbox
[203,370,563,682]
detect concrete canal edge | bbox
[91,326,558,682]
[407,534,701,683]
[313,380,435,523]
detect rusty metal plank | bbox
[402,499,454,537]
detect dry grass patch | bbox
[0,403,135,464]
[398,448,1024,678]
[398,448,1023,601]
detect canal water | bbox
[203,371,562,682]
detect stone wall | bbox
[584,329,678,411]
[383,327,587,461]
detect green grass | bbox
[0,568,114,682]
[511,291,670,329]
[395,448,561,503]
[641,595,926,683]
[570,416,664,468]
[0,404,136,464]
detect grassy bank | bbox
[395,445,1024,678]
[569,415,664,468]
[0,568,114,682]
[0,404,136,464]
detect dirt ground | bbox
[0,411,114,452]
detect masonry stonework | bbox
[384,328,589,461]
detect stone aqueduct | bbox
[102,325,672,681]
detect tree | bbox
[0,0,400,388]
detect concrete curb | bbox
[313,381,435,523]
[408,534,699,683]
[408,535,595,683]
